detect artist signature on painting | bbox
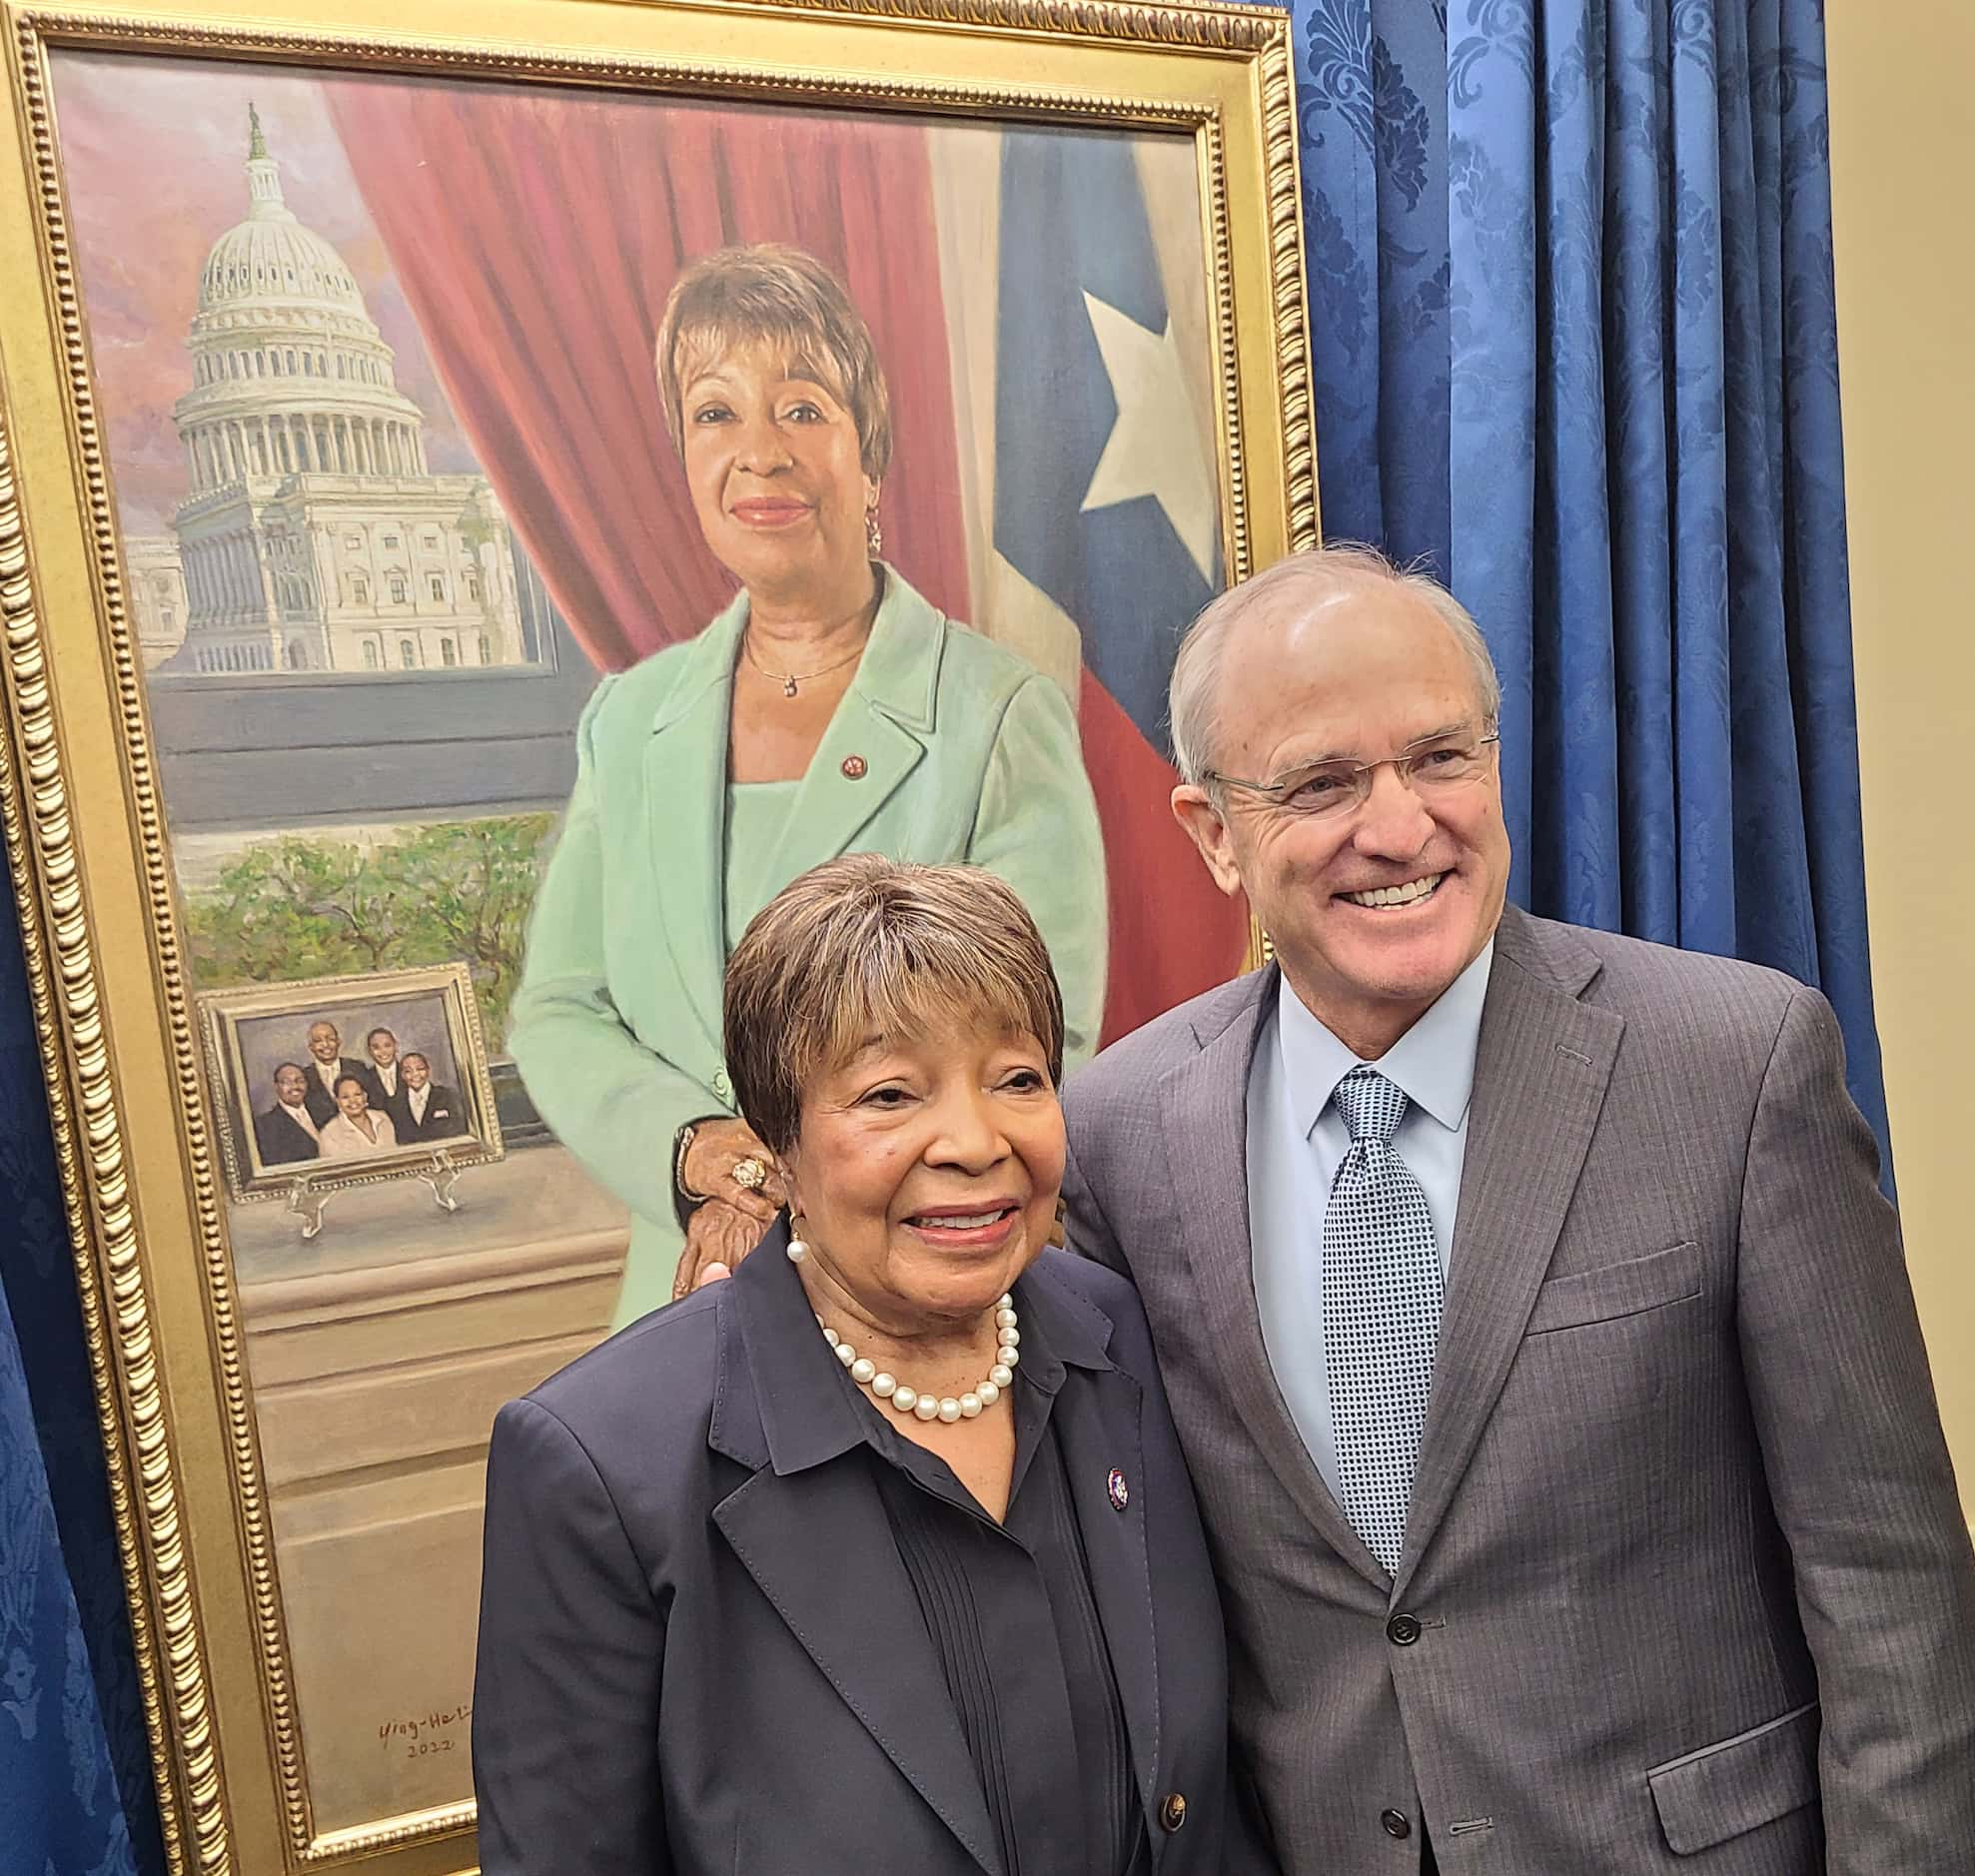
[380,1701,472,1759]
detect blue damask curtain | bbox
[1295,0,1889,1156]
[0,883,161,1874]
[0,0,1884,1861]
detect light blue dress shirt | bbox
[1246,942,1494,1502]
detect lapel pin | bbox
[1107,1467,1129,1512]
[840,754,868,780]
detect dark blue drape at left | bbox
[1294,0,1890,1163]
[0,879,163,1875]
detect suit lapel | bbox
[709,1234,1005,1876]
[711,1465,1005,1876]
[1031,1302,1159,1816]
[1392,913,1622,1598]
[1163,975,1390,1592]
[641,597,744,1069]
[752,567,939,895]
[754,694,925,895]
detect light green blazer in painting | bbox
[507,565,1108,1328]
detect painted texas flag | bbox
[931,124,1253,1045]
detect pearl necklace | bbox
[818,1295,1021,1424]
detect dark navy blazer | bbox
[473,1224,1274,1875]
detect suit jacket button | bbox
[1381,1809,1412,1839]
[712,1069,732,1101]
[1159,1792,1187,1832]
[1387,1612,1422,1646]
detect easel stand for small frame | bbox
[419,1143,466,1215]
[283,1145,471,1241]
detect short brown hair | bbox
[723,855,1065,1157]
[653,243,893,479]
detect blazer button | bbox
[1387,1612,1422,1646]
[1381,1809,1412,1839]
[712,1069,732,1101]
[1159,1792,1188,1832]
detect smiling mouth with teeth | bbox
[909,1208,1017,1230]
[1340,873,1446,910]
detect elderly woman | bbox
[474,857,1270,1876]
[507,244,1108,1327]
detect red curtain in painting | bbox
[323,77,972,661]
[324,75,1240,1045]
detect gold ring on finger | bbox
[731,1155,768,1192]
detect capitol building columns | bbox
[149,106,534,677]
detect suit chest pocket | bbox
[1524,1240,1703,1336]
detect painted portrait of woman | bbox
[508,243,1108,1323]
[42,56,1266,1837]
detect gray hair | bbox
[1167,543,1502,788]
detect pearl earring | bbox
[786,1214,809,1264]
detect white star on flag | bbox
[1078,290,1220,587]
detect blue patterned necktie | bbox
[1323,1066,1445,1571]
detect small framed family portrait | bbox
[200,962,500,1199]
[0,0,1315,1867]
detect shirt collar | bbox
[1279,938,1495,1139]
[732,1218,1101,1478]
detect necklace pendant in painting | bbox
[782,677,799,699]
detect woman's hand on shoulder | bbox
[671,1197,762,1299]
[682,1117,785,1223]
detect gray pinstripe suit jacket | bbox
[1062,904,1975,1873]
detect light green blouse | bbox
[723,781,801,950]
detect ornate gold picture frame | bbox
[0,0,1313,1869]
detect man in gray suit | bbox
[1062,545,1975,1872]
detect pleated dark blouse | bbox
[845,1301,1150,1876]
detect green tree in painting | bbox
[182,815,554,1044]
[368,819,542,1036]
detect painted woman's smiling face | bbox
[778,1016,1065,1338]
[676,337,875,607]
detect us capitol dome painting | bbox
[124,105,536,677]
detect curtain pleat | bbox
[1297,0,1889,1162]
[322,77,973,667]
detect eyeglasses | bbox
[1205,727,1500,819]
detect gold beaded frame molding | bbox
[0,0,1314,1870]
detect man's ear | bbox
[1171,785,1245,898]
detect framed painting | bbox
[0,0,1316,1868]
[198,961,500,1205]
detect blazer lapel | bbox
[642,595,745,1069]
[754,694,925,893]
[709,1233,1006,1876]
[752,565,938,894]
[1392,912,1623,1599]
[1163,973,1390,1592]
[1023,1277,1159,1817]
[711,1466,1005,1876]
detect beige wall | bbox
[1827,1,1975,1512]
